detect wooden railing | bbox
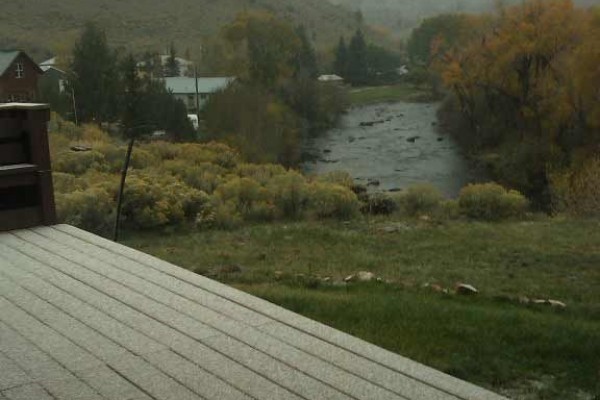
[0,103,56,231]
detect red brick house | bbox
[0,50,43,103]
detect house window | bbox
[15,63,24,79]
[7,94,16,102]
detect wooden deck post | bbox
[0,103,55,231]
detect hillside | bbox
[1,0,358,61]
[330,0,600,37]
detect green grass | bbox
[349,84,433,105]
[123,217,600,399]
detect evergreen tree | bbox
[294,25,318,79]
[347,29,368,86]
[164,42,180,77]
[333,37,348,78]
[69,22,119,123]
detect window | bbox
[15,62,24,79]
[7,94,16,102]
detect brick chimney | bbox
[0,103,56,231]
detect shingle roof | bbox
[0,50,43,77]
[164,77,234,94]
[0,50,20,76]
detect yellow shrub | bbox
[53,150,106,175]
[122,172,209,228]
[267,171,310,218]
[215,177,266,216]
[53,172,86,193]
[236,163,287,185]
[55,187,115,236]
[308,182,360,219]
[397,184,443,216]
[80,124,111,144]
[316,171,355,189]
[142,141,182,160]
[459,182,528,220]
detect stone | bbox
[548,300,567,308]
[356,271,375,282]
[344,274,356,283]
[70,145,92,152]
[273,271,284,280]
[455,283,478,295]
[533,299,567,308]
[430,284,444,293]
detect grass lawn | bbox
[124,217,600,399]
[349,84,433,105]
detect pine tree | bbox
[333,37,348,78]
[164,42,180,77]
[69,22,119,123]
[347,29,368,86]
[294,25,318,79]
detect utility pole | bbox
[195,66,201,136]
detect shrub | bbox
[317,171,354,189]
[199,201,243,230]
[267,171,310,218]
[53,150,106,175]
[398,184,443,216]
[236,163,287,185]
[459,182,528,220]
[177,142,239,168]
[214,177,267,217]
[55,187,115,236]
[143,141,182,160]
[163,160,226,194]
[122,172,209,229]
[80,124,111,143]
[52,172,86,193]
[361,193,398,215]
[308,182,360,219]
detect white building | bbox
[164,77,235,113]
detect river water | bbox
[302,102,487,197]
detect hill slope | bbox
[330,0,600,38]
[1,0,358,60]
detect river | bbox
[302,102,487,197]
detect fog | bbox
[330,0,600,36]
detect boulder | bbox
[344,274,356,283]
[357,271,376,282]
[548,300,567,308]
[533,299,567,308]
